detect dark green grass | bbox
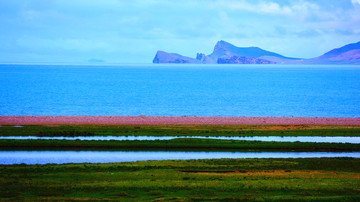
[0,138,359,151]
[0,158,359,201]
[1,124,360,137]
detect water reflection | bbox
[0,151,359,165]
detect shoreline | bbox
[1,116,359,125]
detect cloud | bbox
[213,0,319,17]
[0,0,359,63]
[352,0,360,5]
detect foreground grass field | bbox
[1,124,360,137]
[1,125,359,201]
[1,138,359,151]
[0,158,359,201]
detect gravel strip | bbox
[0,116,359,125]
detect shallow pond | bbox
[0,151,359,164]
[1,136,360,143]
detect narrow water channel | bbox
[0,151,359,165]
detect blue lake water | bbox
[0,64,359,117]
[2,136,360,143]
[1,150,359,165]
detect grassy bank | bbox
[1,124,360,137]
[0,158,359,201]
[0,138,359,151]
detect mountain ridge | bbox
[153,40,360,64]
[209,40,296,59]
[314,41,360,63]
[152,50,200,64]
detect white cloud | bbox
[213,0,319,17]
[1,0,359,63]
[352,0,360,5]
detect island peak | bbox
[153,40,360,64]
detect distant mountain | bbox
[153,51,200,63]
[153,41,293,64]
[310,41,360,64]
[207,40,297,61]
[153,40,360,64]
[217,55,275,64]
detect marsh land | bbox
[0,119,359,201]
[1,158,359,201]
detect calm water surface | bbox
[1,64,359,117]
[1,151,359,165]
[2,136,360,143]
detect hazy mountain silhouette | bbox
[153,40,360,64]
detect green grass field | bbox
[1,124,360,137]
[1,125,359,151]
[0,158,359,201]
[1,138,359,151]
[1,124,359,201]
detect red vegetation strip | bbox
[0,116,359,125]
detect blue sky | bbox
[0,0,360,63]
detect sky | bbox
[0,0,360,64]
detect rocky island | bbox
[153,40,360,64]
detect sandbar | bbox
[0,116,359,125]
